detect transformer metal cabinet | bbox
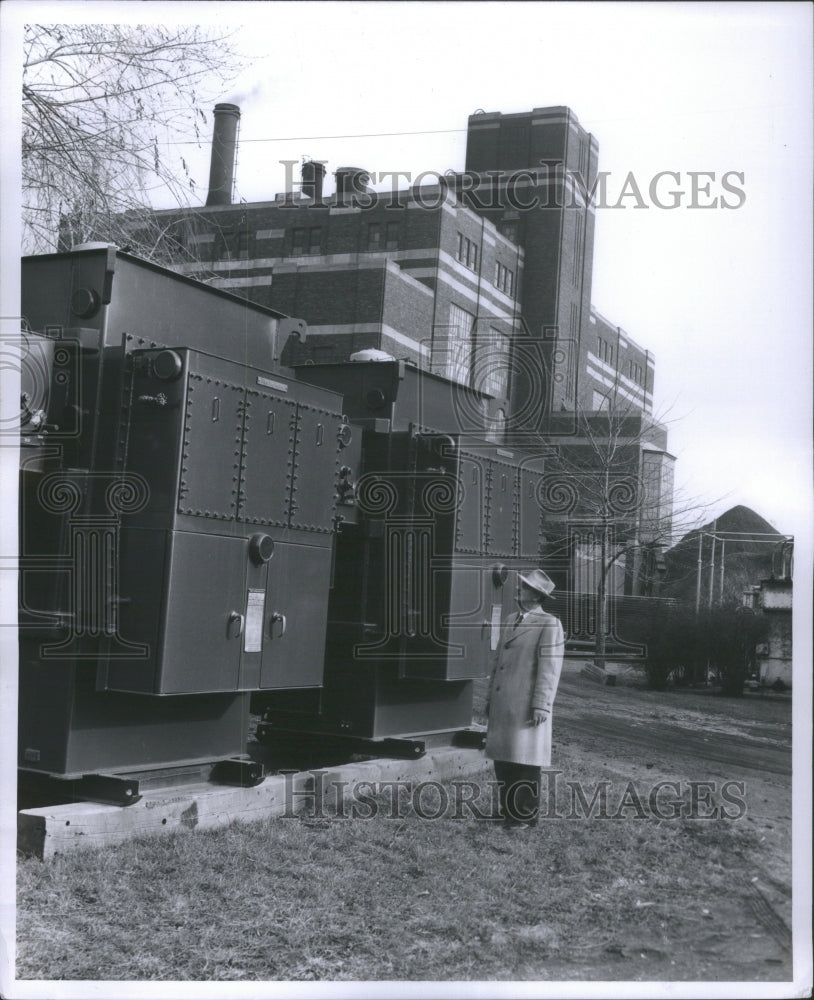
[102,347,346,698]
[259,361,547,749]
[17,247,352,793]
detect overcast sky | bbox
[7,1,814,540]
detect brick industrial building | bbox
[66,103,675,596]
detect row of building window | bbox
[291,226,324,256]
[456,233,479,271]
[195,229,519,295]
[596,336,614,366]
[494,261,515,295]
[204,223,406,260]
[595,337,647,388]
[456,231,518,298]
[628,359,644,386]
[367,221,400,251]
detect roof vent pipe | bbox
[302,160,326,203]
[206,103,241,207]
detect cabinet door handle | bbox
[270,612,287,638]
[228,611,244,637]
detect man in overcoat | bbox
[484,569,564,830]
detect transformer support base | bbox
[18,747,487,860]
[18,755,266,809]
[254,724,487,759]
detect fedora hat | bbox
[518,568,555,598]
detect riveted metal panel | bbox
[238,388,297,527]
[178,374,243,521]
[519,466,544,557]
[455,451,486,554]
[290,403,341,533]
[485,458,518,556]
[394,557,497,683]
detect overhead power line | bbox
[164,127,467,146]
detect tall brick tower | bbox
[461,107,599,424]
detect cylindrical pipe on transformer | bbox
[206,104,241,207]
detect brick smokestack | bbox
[206,103,241,207]
[301,159,326,202]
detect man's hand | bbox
[531,709,548,727]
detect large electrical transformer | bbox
[18,245,546,804]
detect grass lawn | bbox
[15,739,790,983]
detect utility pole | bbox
[707,521,717,611]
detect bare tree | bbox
[538,385,716,672]
[22,23,241,258]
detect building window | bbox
[385,221,400,250]
[476,327,510,398]
[291,227,323,256]
[640,454,674,540]
[494,261,515,295]
[366,221,398,252]
[628,360,644,385]
[367,223,382,250]
[236,230,251,260]
[432,302,475,386]
[572,216,581,286]
[456,233,479,272]
[292,228,307,255]
[596,336,616,366]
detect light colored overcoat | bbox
[484,606,565,767]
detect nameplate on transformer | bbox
[257,376,289,392]
[244,589,266,653]
[490,603,503,651]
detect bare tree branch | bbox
[22,23,244,260]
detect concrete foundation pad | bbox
[18,747,488,860]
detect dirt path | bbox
[541,664,795,981]
[555,667,792,775]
